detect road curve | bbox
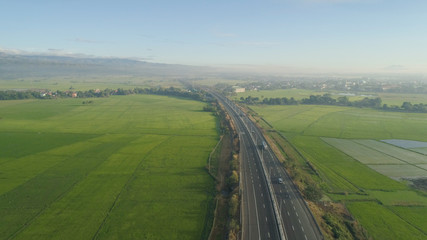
[209,90,323,240]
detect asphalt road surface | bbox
[210,91,323,240]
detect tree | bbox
[402,102,413,111]
[337,96,350,106]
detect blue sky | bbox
[1,0,426,73]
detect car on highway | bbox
[278,177,283,184]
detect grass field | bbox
[252,105,427,141]
[0,76,182,91]
[0,95,218,240]
[236,88,427,105]
[346,201,426,240]
[354,140,427,165]
[323,138,427,179]
[249,102,427,239]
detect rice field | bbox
[382,139,427,149]
[382,139,427,156]
[354,140,427,165]
[413,148,427,155]
[249,102,427,240]
[323,138,427,179]
[346,201,426,240]
[236,88,427,106]
[322,138,405,165]
[0,95,218,240]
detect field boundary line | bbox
[7,175,85,239]
[6,139,120,239]
[300,109,334,135]
[208,135,223,175]
[386,205,427,235]
[353,140,427,172]
[207,198,219,240]
[91,136,173,240]
[381,140,427,156]
[319,137,370,192]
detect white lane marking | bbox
[263,204,265,208]
[251,175,261,240]
[293,205,296,210]
[305,235,308,240]
[283,199,286,204]
[292,225,295,231]
[265,217,268,222]
[268,232,271,238]
[261,193,263,197]
[287,211,290,216]
[302,226,305,232]
[298,219,301,224]
[296,212,298,217]
[279,190,282,193]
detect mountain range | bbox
[0,50,210,79]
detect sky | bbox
[1,0,427,73]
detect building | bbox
[233,87,246,93]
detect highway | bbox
[210,90,323,240]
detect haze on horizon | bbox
[1,0,426,74]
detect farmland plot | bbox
[251,103,427,240]
[412,148,427,155]
[0,95,218,240]
[382,139,427,149]
[323,138,427,179]
[382,139,427,156]
[322,138,405,165]
[354,140,427,165]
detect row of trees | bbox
[240,94,427,113]
[0,87,206,102]
[0,90,45,100]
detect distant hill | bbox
[0,51,210,79]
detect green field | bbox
[0,95,218,240]
[322,138,427,179]
[0,76,182,91]
[346,202,426,240]
[249,103,427,239]
[235,89,320,101]
[252,104,427,141]
[236,88,427,105]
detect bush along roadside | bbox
[207,100,241,240]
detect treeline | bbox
[240,94,427,113]
[0,90,47,100]
[0,87,206,102]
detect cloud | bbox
[384,65,406,71]
[237,41,280,47]
[212,41,280,48]
[214,31,238,38]
[211,28,239,38]
[72,38,102,44]
[140,34,155,39]
[47,48,64,52]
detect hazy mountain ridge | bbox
[0,51,209,79]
